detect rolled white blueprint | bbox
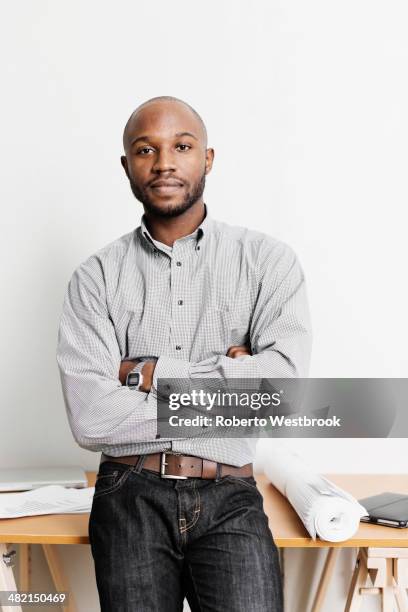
[263,446,367,542]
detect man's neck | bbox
[143,201,206,247]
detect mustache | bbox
[147,177,186,187]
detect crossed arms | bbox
[118,343,252,390]
[56,242,311,451]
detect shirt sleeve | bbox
[152,242,312,397]
[56,256,159,451]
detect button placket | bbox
[171,245,187,354]
[169,240,197,354]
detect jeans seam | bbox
[182,486,201,533]
[178,488,186,543]
[95,471,118,481]
[225,476,259,491]
[93,467,132,500]
[186,560,203,612]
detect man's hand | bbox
[119,360,140,386]
[138,360,155,392]
[119,359,156,392]
[226,343,252,358]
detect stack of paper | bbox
[0,485,95,518]
[263,445,367,542]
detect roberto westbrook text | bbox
[168,415,342,428]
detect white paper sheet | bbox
[0,485,95,518]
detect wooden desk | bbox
[1,473,407,611]
[259,473,408,548]
[258,473,408,611]
[0,472,99,612]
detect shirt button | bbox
[176,261,182,266]
[178,300,183,305]
[196,246,200,251]
[175,345,182,350]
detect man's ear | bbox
[205,148,215,175]
[121,155,130,179]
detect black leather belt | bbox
[100,452,253,480]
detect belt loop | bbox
[132,455,146,474]
[215,462,222,482]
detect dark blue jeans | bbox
[88,457,283,611]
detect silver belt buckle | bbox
[160,452,188,479]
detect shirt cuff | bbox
[152,356,191,398]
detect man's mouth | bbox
[151,184,183,194]
[149,179,184,195]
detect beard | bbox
[128,170,206,218]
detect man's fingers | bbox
[232,350,251,358]
[227,344,249,355]
[226,344,252,358]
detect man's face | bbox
[121,102,214,218]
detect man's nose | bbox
[151,149,177,173]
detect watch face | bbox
[127,372,140,387]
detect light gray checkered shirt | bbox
[56,204,312,466]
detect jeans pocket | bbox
[93,464,132,500]
[223,475,260,491]
[226,476,262,497]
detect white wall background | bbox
[1,1,407,610]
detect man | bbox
[56,95,312,611]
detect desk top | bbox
[0,473,407,547]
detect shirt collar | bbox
[139,203,213,252]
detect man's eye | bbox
[176,144,191,151]
[137,147,154,155]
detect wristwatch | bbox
[126,362,145,391]
[126,357,158,391]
